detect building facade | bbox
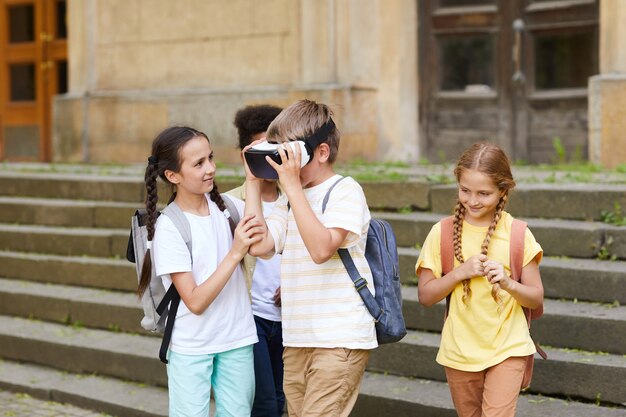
[1,0,624,167]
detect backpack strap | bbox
[509,219,529,325]
[162,202,193,253]
[156,284,180,363]
[439,216,455,319]
[321,176,347,213]
[319,175,381,320]
[221,194,240,235]
[509,219,526,283]
[338,243,383,322]
[510,219,547,359]
[155,202,193,364]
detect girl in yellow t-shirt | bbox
[416,142,544,417]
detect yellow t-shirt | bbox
[415,212,543,372]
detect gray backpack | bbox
[322,177,406,344]
[126,195,240,362]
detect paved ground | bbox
[0,389,112,417]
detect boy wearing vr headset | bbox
[243,99,376,417]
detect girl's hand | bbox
[483,260,512,290]
[231,214,264,260]
[266,142,302,194]
[273,286,281,307]
[457,254,488,281]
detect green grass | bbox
[600,203,626,226]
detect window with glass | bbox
[56,0,67,39]
[439,35,495,92]
[8,5,35,43]
[534,29,596,90]
[10,64,37,101]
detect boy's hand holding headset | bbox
[264,141,303,195]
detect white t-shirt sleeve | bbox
[153,214,192,276]
[322,177,371,248]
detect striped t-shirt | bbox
[266,175,377,349]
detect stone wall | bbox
[588,0,626,168]
[54,0,419,164]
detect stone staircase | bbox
[0,170,625,417]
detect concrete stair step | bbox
[3,276,624,357]
[0,315,166,387]
[0,196,137,229]
[401,286,626,355]
[4,171,626,221]
[379,211,626,260]
[0,171,431,210]
[0,329,623,417]
[368,329,626,405]
[2,360,620,417]
[0,171,148,203]
[0,222,129,257]
[1,313,624,405]
[0,359,167,417]
[430,183,626,222]
[0,250,135,291]
[2,194,625,260]
[2,220,624,306]
[0,278,145,334]
[399,247,626,304]
[354,372,626,417]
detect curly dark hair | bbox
[233,104,283,149]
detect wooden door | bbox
[519,0,598,163]
[418,0,598,163]
[0,0,67,161]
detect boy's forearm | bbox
[244,179,275,256]
[288,189,337,263]
[244,180,263,217]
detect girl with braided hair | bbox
[139,126,263,417]
[415,142,544,417]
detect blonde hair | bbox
[265,99,340,163]
[452,142,516,308]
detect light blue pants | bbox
[167,345,255,417]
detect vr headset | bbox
[244,119,335,180]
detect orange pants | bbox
[282,347,369,417]
[445,356,526,417]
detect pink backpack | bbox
[439,216,546,390]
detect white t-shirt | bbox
[266,175,377,349]
[153,194,257,355]
[250,200,282,322]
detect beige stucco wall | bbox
[588,0,626,168]
[53,0,419,164]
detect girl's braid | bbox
[452,201,472,305]
[482,194,508,310]
[144,164,159,241]
[209,183,226,212]
[138,163,159,297]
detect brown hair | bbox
[265,99,340,163]
[452,142,516,308]
[138,126,228,297]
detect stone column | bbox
[588,0,626,168]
